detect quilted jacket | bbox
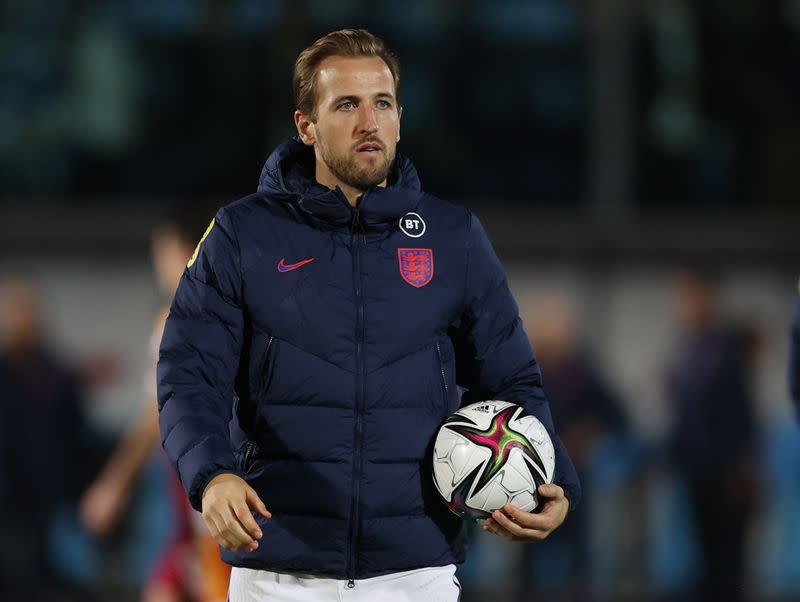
[157,137,580,579]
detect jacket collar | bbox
[257,137,422,228]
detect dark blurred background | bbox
[1,1,799,601]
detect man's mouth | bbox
[356,141,384,153]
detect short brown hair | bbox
[293,28,400,120]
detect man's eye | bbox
[339,101,355,110]
[377,100,390,109]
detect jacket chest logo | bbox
[398,248,434,288]
[277,257,315,272]
[399,212,426,238]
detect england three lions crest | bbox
[398,248,434,288]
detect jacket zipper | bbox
[241,440,258,475]
[436,341,449,402]
[347,200,368,581]
[259,335,275,395]
[241,334,273,476]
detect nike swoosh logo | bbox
[277,257,316,272]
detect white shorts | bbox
[227,564,461,602]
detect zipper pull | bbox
[346,579,356,589]
[352,209,362,233]
[242,441,257,474]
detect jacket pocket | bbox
[239,440,261,475]
[238,440,269,481]
[435,340,449,407]
[258,335,277,400]
[435,337,459,415]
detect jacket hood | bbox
[257,137,422,228]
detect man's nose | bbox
[358,106,379,134]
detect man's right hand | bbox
[201,473,271,553]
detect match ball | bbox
[432,400,555,520]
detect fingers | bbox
[246,486,272,519]
[222,504,260,549]
[482,486,569,542]
[234,501,264,541]
[80,481,124,537]
[204,503,262,552]
[491,508,548,541]
[483,517,514,540]
[503,503,558,532]
[201,474,271,552]
[538,483,565,501]
[204,512,243,552]
[209,508,258,552]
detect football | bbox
[432,400,555,520]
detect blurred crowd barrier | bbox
[1,212,797,601]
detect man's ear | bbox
[294,110,316,146]
[396,105,403,142]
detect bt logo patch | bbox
[399,212,426,238]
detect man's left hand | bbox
[483,483,569,542]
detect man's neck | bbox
[314,158,385,208]
[329,180,364,208]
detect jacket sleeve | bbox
[452,212,581,510]
[791,291,800,415]
[157,208,246,512]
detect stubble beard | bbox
[317,135,395,192]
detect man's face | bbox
[298,55,401,192]
[0,282,43,353]
[673,273,714,331]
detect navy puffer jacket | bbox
[157,137,580,579]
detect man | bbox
[665,270,756,602]
[517,292,628,601]
[158,29,580,601]
[0,281,90,601]
[81,207,230,602]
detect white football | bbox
[432,400,555,520]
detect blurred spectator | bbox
[0,280,93,601]
[79,204,228,602]
[665,269,757,602]
[516,292,629,602]
[790,281,800,417]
